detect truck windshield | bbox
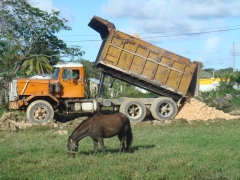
[52,68,60,79]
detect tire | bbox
[26,100,54,124]
[119,98,146,123]
[150,97,178,121]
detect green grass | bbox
[0,107,5,117]
[1,120,240,179]
[232,97,240,108]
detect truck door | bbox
[60,68,85,98]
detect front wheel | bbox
[26,100,54,124]
[119,98,146,123]
[150,97,178,121]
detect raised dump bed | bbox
[88,16,200,102]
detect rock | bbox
[0,120,19,132]
[172,119,188,124]
[165,120,173,124]
[212,96,231,108]
[152,120,165,125]
[62,130,68,135]
[42,122,49,126]
[61,123,68,128]
[52,124,59,128]
[140,121,152,125]
[54,130,68,135]
[225,94,233,100]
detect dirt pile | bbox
[175,98,240,121]
[0,112,30,132]
[0,112,88,133]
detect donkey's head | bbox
[67,136,78,157]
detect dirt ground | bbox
[0,112,88,133]
[1,98,240,132]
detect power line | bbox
[57,24,240,37]
[3,25,240,43]
[134,24,240,35]
[55,26,240,42]
[141,27,240,39]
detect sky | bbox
[32,0,240,71]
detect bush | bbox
[199,72,240,110]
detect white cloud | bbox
[31,0,74,24]
[58,5,75,25]
[31,0,58,12]
[101,0,240,35]
[203,36,221,53]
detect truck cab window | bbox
[62,69,79,80]
[72,70,80,79]
[62,69,70,79]
[52,68,60,80]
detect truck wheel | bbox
[26,100,54,124]
[120,98,146,123]
[150,97,178,121]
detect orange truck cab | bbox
[9,62,99,124]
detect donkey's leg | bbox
[118,134,125,152]
[98,138,106,155]
[92,139,98,155]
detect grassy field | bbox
[1,119,240,179]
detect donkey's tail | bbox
[126,121,133,150]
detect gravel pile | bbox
[175,98,240,121]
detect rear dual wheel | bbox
[120,98,146,123]
[150,97,178,121]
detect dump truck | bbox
[8,15,201,124]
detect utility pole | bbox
[233,42,235,72]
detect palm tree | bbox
[21,56,53,76]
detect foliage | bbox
[216,72,232,94]
[201,67,234,79]
[1,120,240,179]
[77,59,100,98]
[229,71,240,84]
[203,68,215,73]
[21,56,53,76]
[199,70,240,110]
[0,107,5,117]
[79,59,100,79]
[101,78,156,99]
[0,0,84,86]
[0,39,20,77]
[214,67,233,77]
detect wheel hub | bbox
[34,107,47,120]
[128,105,140,118]
[160,103,170,115]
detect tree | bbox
[78,59,100,98]
[0,0,84,85]
[21,56,53,76]
[203,68,215,73]
[229,71,240,85]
